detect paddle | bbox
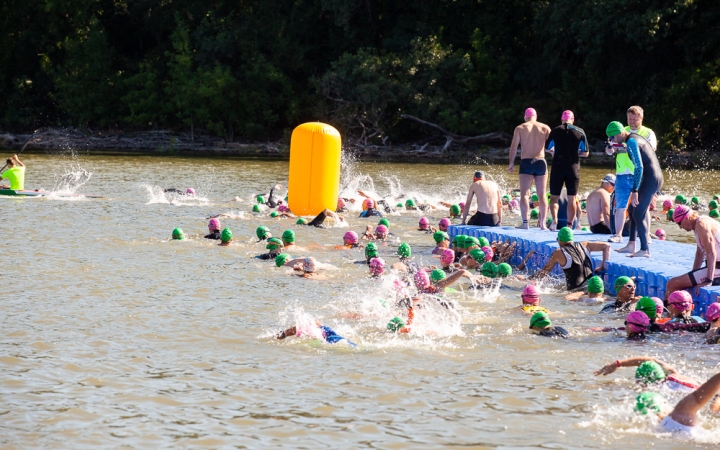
[0,130,39,173]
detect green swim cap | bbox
[275,253,290,267]
[450,204,461,215]
[605,121,624,137]
[581,201,587,210]
[465,236,480,248]
[365,242,378,258]
[396,203,403,208]
[252,204,261,213]
[634,392,667,415]
[282,229,295,243]
[587,276,604,294]
[497,262,512,277]
[691,196,700,205]
[711,209,720,219]
[709,200,718,210]
[172,228,184,240]
[454,235,467,248]
[378,218,390,227]
[481,262,498,278]
[220,227,232,242]
[256,195,265,204]
[387,317,406,332]
[296,218,308,225]
[530,311,551,328]
[478,237,490,247]
[502,195,511,203]
[256,226,270,239]
[531,194,539,202]
[546,218,553,226]
[581,226,588,231]
[530,209,539,219]
[469,249,485,262]
[675,194,687,204]
[614,276,633,291]
[557,227,574,243]
[405,199,416,207]
[270,211,279,217]
[666,209,674,220]
[430,269,446,282]
[433,231,450,243]
[398,242,411,258]
[635,296,658,320]
[266,237,283,250]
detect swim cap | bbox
[634,392,668,415]
[337,198,346,209]
[605,121,624,137]
[365,242,378,258]
[343,231,359,244]
[433,231,450,243]
[614,276,634,291]
[546,218,553,226]
[419,217,429,229]
[256,226,270,239]
[561,110,574,122]
[275,253,290,267]
[662,199,673,209]
[711,209,720,219]
[654,228,666,240]
[438,218,451,230]
[459,202,465,210]
[668,290,693,311]
[220,227,232,243]
[709,200,719,210]
[378,218,390,227]
[531,194,539,202]
[635,296,658,319]
[405,199,416,207]
[363,198,375,210]
[502,195,511,204]
[413,270,430,289]
[369,257,386,275]
[282,229,295,243]
[524,107,537,118]
[208,218,221,231]
[705,302,720,321]
[625,311,650,333]
[481,262,498,278]
[675,194,687,204]
[256,195,265,204]
[509,199,519,209]
[652,297,665,317]
[465,236,480,248]
[691,196,700,205]
[637,363,666,387]
[481,246,494,261]
[433,248,452,264]
[266,237,283,250]
[530,209,539,219]
[581,201,587,210]
[557,227,573,243]
[452,234,466,247]
[396,203,403,208]
[581,227,589,231]
[497,263,512,277]
[186,188,196,195]
[172,228,184,240]
[478,237,490,247]
[529,311,551,328]
[303,257,316,273]
[296,218,308,225]
[270,211,279,217]
[278,204,290,213]
[468,249,485,262]
[666,209,674,220]
[522,285,541,304]
[430,269,446,283]
[673,205,691,224]
[587,276,604,294]
[376,224,389,237]
[387,317,406,332]
[252,205,261,213]
[398,242,412,258]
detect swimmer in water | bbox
[164,187,195,196]
[565,275,606,303]
[438,217,451,232]
[418,217,435,233]
[262,184,283,208]
[624,311,650,340]
[336,231,363,249]
[405,198,435,212]
[520,285,549,314]
[364,242,378,263]
[432,231,451,255]
[257,237,283,259]
[359,198,383,218]
[303,208,346,228]
[595,357,700,392]
[459,248,485,271]
[281,230,297,251]
[599,276,640,313]
[218,228,233,246]
[704,302,720,344]
[205,218,222,240]
[391,243,418,274]
[276,320,355,346]
[665,290,706,324]
[368,257,386,278]
[435,248,460,274]
[528,311,568,338]
[171,228,184,240]
[256,226,272,242]
[292,256,327,279]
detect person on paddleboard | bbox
[0,155,25,190]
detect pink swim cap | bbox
[337,198,346,209]
[440,248,455,264]
[673,205,691,223]
[524,107,537,118]
[668,290,693,312]
[376,225,388,236]
[363,198,375,210]
[393,279,410,298]
[419,217,429,229]
[625,311,650,333]
[459,202,465,210]
[522,285,541,304]
[369,257,386,275]
[278,205,290,213]
[509,199,519,209]
[561,110,574,121]
[651,297,665,317]
[438,218,451,231]
[662,199,672,209]
[414,270,431,290]
[481,246,494,262]
[343,231,359,244]
[208,218,221,231]
[186,188,196,195]
[654,228,666,240]
[706,302,720,322]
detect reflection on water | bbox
[1,153,718,448]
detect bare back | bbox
[466,180,500,214]
[511,120,551,159]
[586,187,611,226]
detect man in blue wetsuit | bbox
[545,110,589,231]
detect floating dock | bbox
[448,225,720,315]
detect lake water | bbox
[1,153,719,448]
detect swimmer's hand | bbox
[508,163,514,173]
[594,362,619,376]
[630,192,639,207]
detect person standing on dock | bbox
[605,121,663,258]
[508,108,551,229]
[0,154,25,190]
[586,174,615,234]
[545,111,589,231]
[461,171,502,226]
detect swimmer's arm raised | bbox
[583,241,610,272]
[594,356,660,376]
[671,372,720,425]
[516,249,535,271]
[435,269,472,289]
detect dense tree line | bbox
[1,0,719,150]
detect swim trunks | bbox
[614,174,633,210]
[686,262,720,287]
[659,415,696,436]
[467,212,500,226]
[519,158,547,176]
[549,165,580,196]
[590,222,612,234]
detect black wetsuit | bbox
[626,133,663,251]
[377,200,395,214]
[359,208,383,218]
[265,186,280,208]
[205,231,221,240]
[257,251,281,260]
[537,326,569,338]
[546,124,587,196]
[560,242,593,290]
[599,299,634,314]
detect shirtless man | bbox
[509,108,551,229]
[461,171,502,227]
[586,174,615,234]
[664,205,720,299]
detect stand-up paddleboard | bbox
[0,189,104,198]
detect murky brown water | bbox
[1,153,719,448]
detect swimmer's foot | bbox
[538,219,548,230]
[608,235,623,243]
[615,243,636,254]
[516,222,529,230]
[549,221,557,231]
[628,249,651,258]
